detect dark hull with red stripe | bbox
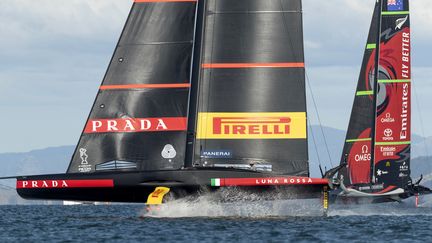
[17,169,328,203]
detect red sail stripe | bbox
[84,117,187,134]
[219,177,328,187]
[100,83,191,90]
[202,62,305,69]
[135,0,196,2]
[16,180,114,189]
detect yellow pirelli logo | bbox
[197,112,307,139]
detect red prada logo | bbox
[18,180,69,188]
[16,179,114,189]
[84,117,187,134]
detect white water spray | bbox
[140,191,432,218]
[140,188,324,218]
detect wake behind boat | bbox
[11,0,331,210]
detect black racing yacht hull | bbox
[16,168,330,203]
[329,189,409,204]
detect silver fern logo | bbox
[395,15,408,30]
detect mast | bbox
[370,0,383,184]
[185,0,206,168]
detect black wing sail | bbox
[339,0,411,190]
[339,1,380,185]
[191,0,308,175]
[67,0,197,173]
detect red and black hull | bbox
[17,168,329,203]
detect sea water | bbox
[1,197,432,242]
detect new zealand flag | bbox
[387,0,404,11]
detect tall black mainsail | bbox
[336,0,430,201]
[15,0,330,204]
[67,0,196,173]
[338,1,381,186]
[191,0,308,175]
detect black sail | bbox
[192,0,308,175]
[340,0,411,189]
[67,0,197,173]
[339,1,380,185]
[373,0,411,188]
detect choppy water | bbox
[2,197,432,242]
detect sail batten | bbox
[135,0,197,2]
[100,84,191,90]
[201,62,305,69]
[381,11,409,15]
[118,41,194,46]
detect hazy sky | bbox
[0,0,431,153]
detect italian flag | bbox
[211,178,221,187]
